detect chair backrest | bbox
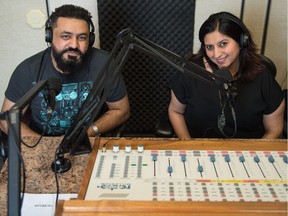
[283,89,287,138]
[97,0,196,136]
[0,129,8,163]
[261,55,277,77]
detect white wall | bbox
[0,0,287,107]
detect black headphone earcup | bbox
[240,33,249,48]
[200,44,206,54]
[89,32,95,47]
[45,27,53,43]
[214,14,250,49]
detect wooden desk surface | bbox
[56,138,288,216]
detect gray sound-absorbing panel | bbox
[98,0,196,136]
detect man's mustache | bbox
[63,48,81,54]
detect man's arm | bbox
[0,97,40,136]
[87,95,130,136]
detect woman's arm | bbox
[262,99,285,139]
[168,90,191,139]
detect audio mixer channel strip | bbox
[85,145,288,202]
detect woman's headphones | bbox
[44,15,95,47]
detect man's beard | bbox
[51,46,88,74]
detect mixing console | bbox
[85,145,287,202]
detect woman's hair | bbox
[192,11,264,81]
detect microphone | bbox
[214,69,233,88]
[46,77,62,112]
[214,69,237,102]
[214,69,237,137]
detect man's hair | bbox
[48,4,93,29]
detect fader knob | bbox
[152,154,158,161]
[254,155,260,163]
[181,155,187,162]
[137,144,144,153]
[239,155,245,162]
[268,155,275,163]
[283,155,287,163]
[168,166,173,174]
[224,155,231,162]
[210,155,216,162]
[113,144,119,153]
[198,165,203,172]
[125,145,131,153]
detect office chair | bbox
[0,130,8,169]
[283,89,287,139]
[261,55,277,78]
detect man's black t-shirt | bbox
[5,47,127,135]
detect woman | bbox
[168,11,284,139]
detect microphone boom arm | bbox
[57,28,236,166]
[117,29,232,87]
[3,80,50,216]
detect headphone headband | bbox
[45,14,95,47]
[214,14,250,48]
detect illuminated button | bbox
[113,144,119,153]
[125,145,131,153]
[239,155,245,162]
[137,144,144,153]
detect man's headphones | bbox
[215,14,250,48]
[45,15,95,47]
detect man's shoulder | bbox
[19,48,50,67]
[90,47,110,58]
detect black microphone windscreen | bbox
[214,69,232,86]
[47,77,62,95]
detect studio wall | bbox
[0,0,286,107]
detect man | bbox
[0,4,130,137]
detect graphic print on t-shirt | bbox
[39,81,93,135]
